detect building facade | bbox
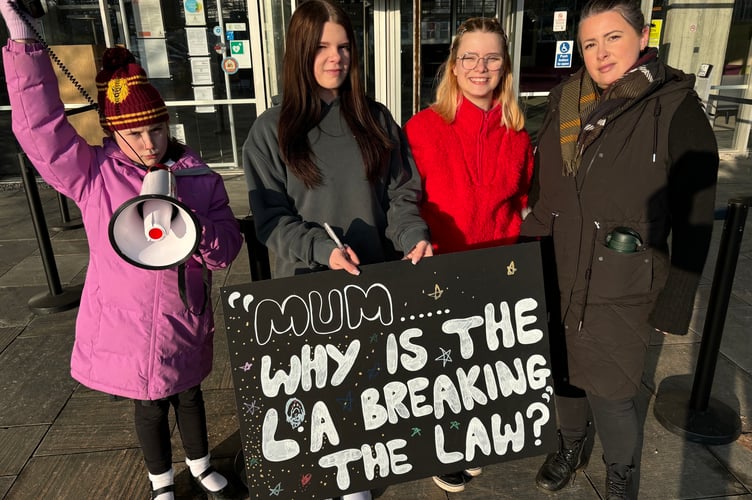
[1,0,750,176]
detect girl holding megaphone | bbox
[0,2,243,498]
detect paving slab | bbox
[0,239,38,277]
[0,425,48,476]
[0,476,13,499]
[36,388,138,456]
[587,392,749,500]
[462,457,600,499]
[709,440,752,492]
[729,254,752,306]
[372,454,601,499]
[205,316,235,391]
[20,307,77,337]
[0,252,88,287]
[700,219,751,286]
[47,235,89,254]
[0,333,77,426]
[0,202,63,241]
[0,286,41,327]
[11,421,243,499]
[718,305,752,375]
[4,448,150,500]
[223,254,258,287]
[0,325,22,353]
[646,343,752,425]
[376,476,452,499]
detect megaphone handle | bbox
[178,252,209,316]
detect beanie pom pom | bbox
[102,47,137,72]
[96,46,169,131]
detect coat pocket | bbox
[588,244,654,303]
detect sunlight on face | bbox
[113,122,170,167]
[314,21,351,104]
[452,31,504,110]
[579,10,648,89]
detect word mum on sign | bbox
[221,242,557,499]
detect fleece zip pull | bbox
[652,100,661,163]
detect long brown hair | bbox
[278,0,393,188]
[433,17,525,131]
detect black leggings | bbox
[555,393,643,489]
[134,385,209,474]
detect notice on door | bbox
[555,41,573,68]
[229,40,252,69]
[553,11,567,32]
[183,0,206,26]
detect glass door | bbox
[516,0,584,96]
[0,0,266,171]
[111,0,264,169]
[340,1,375,97]
[398,0,499,123]
[257,0,375,103]
[509,0,585,139]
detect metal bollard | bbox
[690,197,750,411]
[653,197,749,444]
[48,192,84,231]
[237,215,271,282]
[19,153,83,314]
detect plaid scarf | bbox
[559,48,660,175]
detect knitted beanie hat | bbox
[95,47,169,131]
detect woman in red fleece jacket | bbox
[405,17,533,256]
[404,17,534,493]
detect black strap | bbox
[178,252,209,316]
[151,484,174,499]
[195,465,216,482]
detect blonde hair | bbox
[433,17,525,131]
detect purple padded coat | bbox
[4,40,243,400]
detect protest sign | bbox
[221,242,557,498]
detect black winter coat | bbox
[521,61,718,399]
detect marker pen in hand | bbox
[323,222,346,252]
[324,223,359,274]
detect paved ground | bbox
[0,156,750,499]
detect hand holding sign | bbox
[222,242,557,498]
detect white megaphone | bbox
[108,166,200,269]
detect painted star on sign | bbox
[427,283,444,300]
[269,482,283,496]
[436,347,453,367]
[243,399,260,415]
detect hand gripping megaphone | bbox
[108,166,200,269]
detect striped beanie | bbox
[95,47,169,131]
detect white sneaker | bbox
[464,467,483,477]
[433,472,466,492]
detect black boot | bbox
[535,430,588,492]
[604,461,635,499]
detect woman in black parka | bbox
[520,1,718,498]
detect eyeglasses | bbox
[457,54,503,71]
